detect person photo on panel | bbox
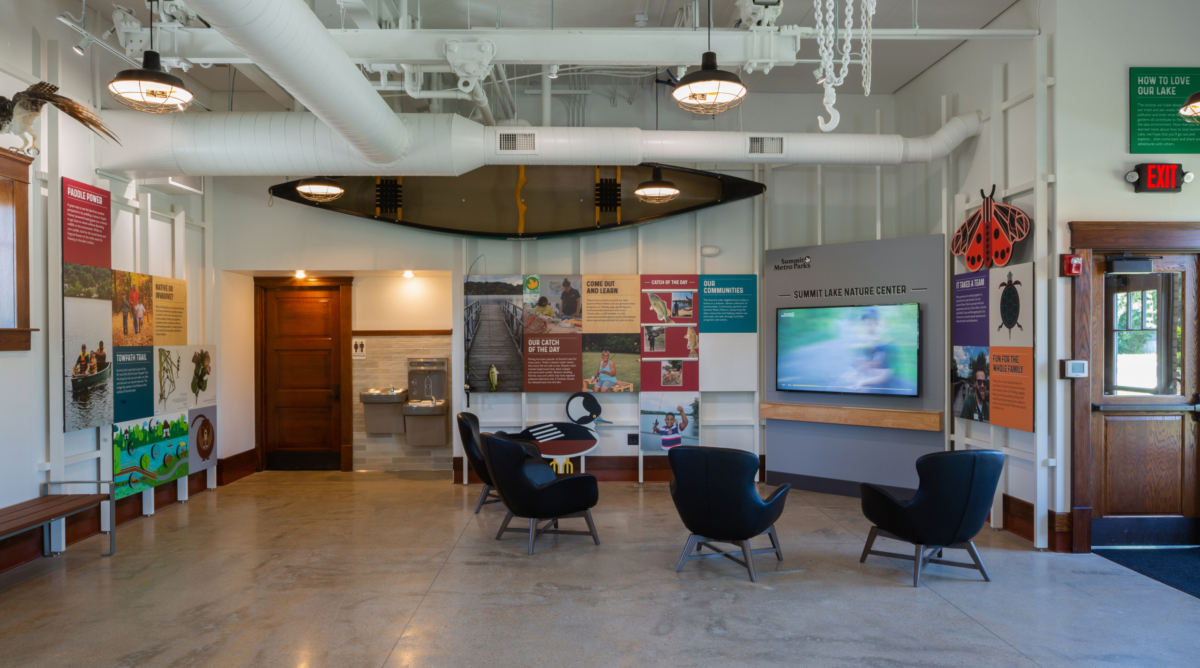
[533,295,556,317]
[661,360,682,386]
[653,405,689,450]
[591,350,618,392]
[73,343,89,376]
[961,357,990,422]
[120,294,132,335]
[839,308,898,393]
[558,278,581,318]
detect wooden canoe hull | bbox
[268,163,765,240]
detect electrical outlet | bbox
[627,433,638,446]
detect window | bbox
[1104,272,1182,396]
[0,152,33,351]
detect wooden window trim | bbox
[0,152,36,352]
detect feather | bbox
[14,82,121,145]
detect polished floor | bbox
[0,472,1198,667]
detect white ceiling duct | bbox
[97,110,980,177]
[184,0,410,164]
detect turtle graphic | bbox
[997,271,1023,337]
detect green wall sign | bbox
[1130,67,1200,154]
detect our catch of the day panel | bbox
[464,273,758,452]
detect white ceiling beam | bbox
[233,64,296,110]
[338,0,382,30]
[167,27,1037,68]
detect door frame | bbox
[254,276,354,472]
[1070,222,1200,552]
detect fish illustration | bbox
[648,293,673,323]
[488,364,499,392]
[685,326,699,357]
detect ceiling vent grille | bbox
[498,132,537,153]
[749,136,784,155]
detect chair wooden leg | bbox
[913,544,924,587]
[474,485,492,514]
[584,509,600,545]
[767,524,783,561]
[964,541,991,582]
[528,518,538,555]
[860,526,879,563]
[675,534,698,572]
[495,510,514,540]
[740,540,757,582]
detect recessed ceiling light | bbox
[294,270,306,279]
[403,270,414,278]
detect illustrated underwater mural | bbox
[112,412,189,500]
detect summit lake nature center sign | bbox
[1130,67,1200,154]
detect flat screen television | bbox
[776,303,920,396]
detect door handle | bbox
[328,384,341,401]
[1092,403,1197,412]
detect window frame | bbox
[0,152,36,352]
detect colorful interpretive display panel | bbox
[152,276,187,346]
[187,406,218,473]
[112,413,189,500]
[951,262,1034,431]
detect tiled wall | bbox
[352,335,453,471]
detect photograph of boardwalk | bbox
[465,275,525,392]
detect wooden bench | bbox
[582,379,634,393]
[0,481,115,558]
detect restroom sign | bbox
[352,337,367,360]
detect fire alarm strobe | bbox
[1125,163,1195,193]
[1061,254,1083,277]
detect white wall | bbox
[0,0,213,508]
[892,0,1052,512]
[353,275,452,330]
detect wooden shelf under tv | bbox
[760,402,944,432]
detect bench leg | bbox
[42,522,51,557]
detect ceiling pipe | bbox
[183,0,410,163]
[96,110,981,177]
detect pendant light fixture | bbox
[1180,91,1200,124]
[108,1,192,113]
[635,167,681,204]
[296,176,345,203]
[672,0,747,115]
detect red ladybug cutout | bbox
[951,185,1031,272]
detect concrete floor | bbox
[0,472,1198,667]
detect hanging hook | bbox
[818,87,840,133]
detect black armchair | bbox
[481,434,600,555]
[456,412,543,513]
[859,449,1005,586]
[668,446,790,582]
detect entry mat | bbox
[1094,547,1200,599]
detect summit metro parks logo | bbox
[773,256,812,271]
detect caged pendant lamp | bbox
[672,0,747,115]
[1180,91,1200,124]
[108,2,192,113]
[296,176,345,203]
[635,167,681,204]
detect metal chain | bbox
[862,0,876,96]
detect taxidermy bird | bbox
[488,364,499,392]
[1,82,120,155]
[499,392,609,473]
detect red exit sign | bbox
[1132,163,1183,192]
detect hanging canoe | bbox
[268,163,765,240]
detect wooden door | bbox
[257,279,352,470]
[1087,255,1199,542]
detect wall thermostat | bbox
[1060,360,1089,379]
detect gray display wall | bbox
[764,235,945,496]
